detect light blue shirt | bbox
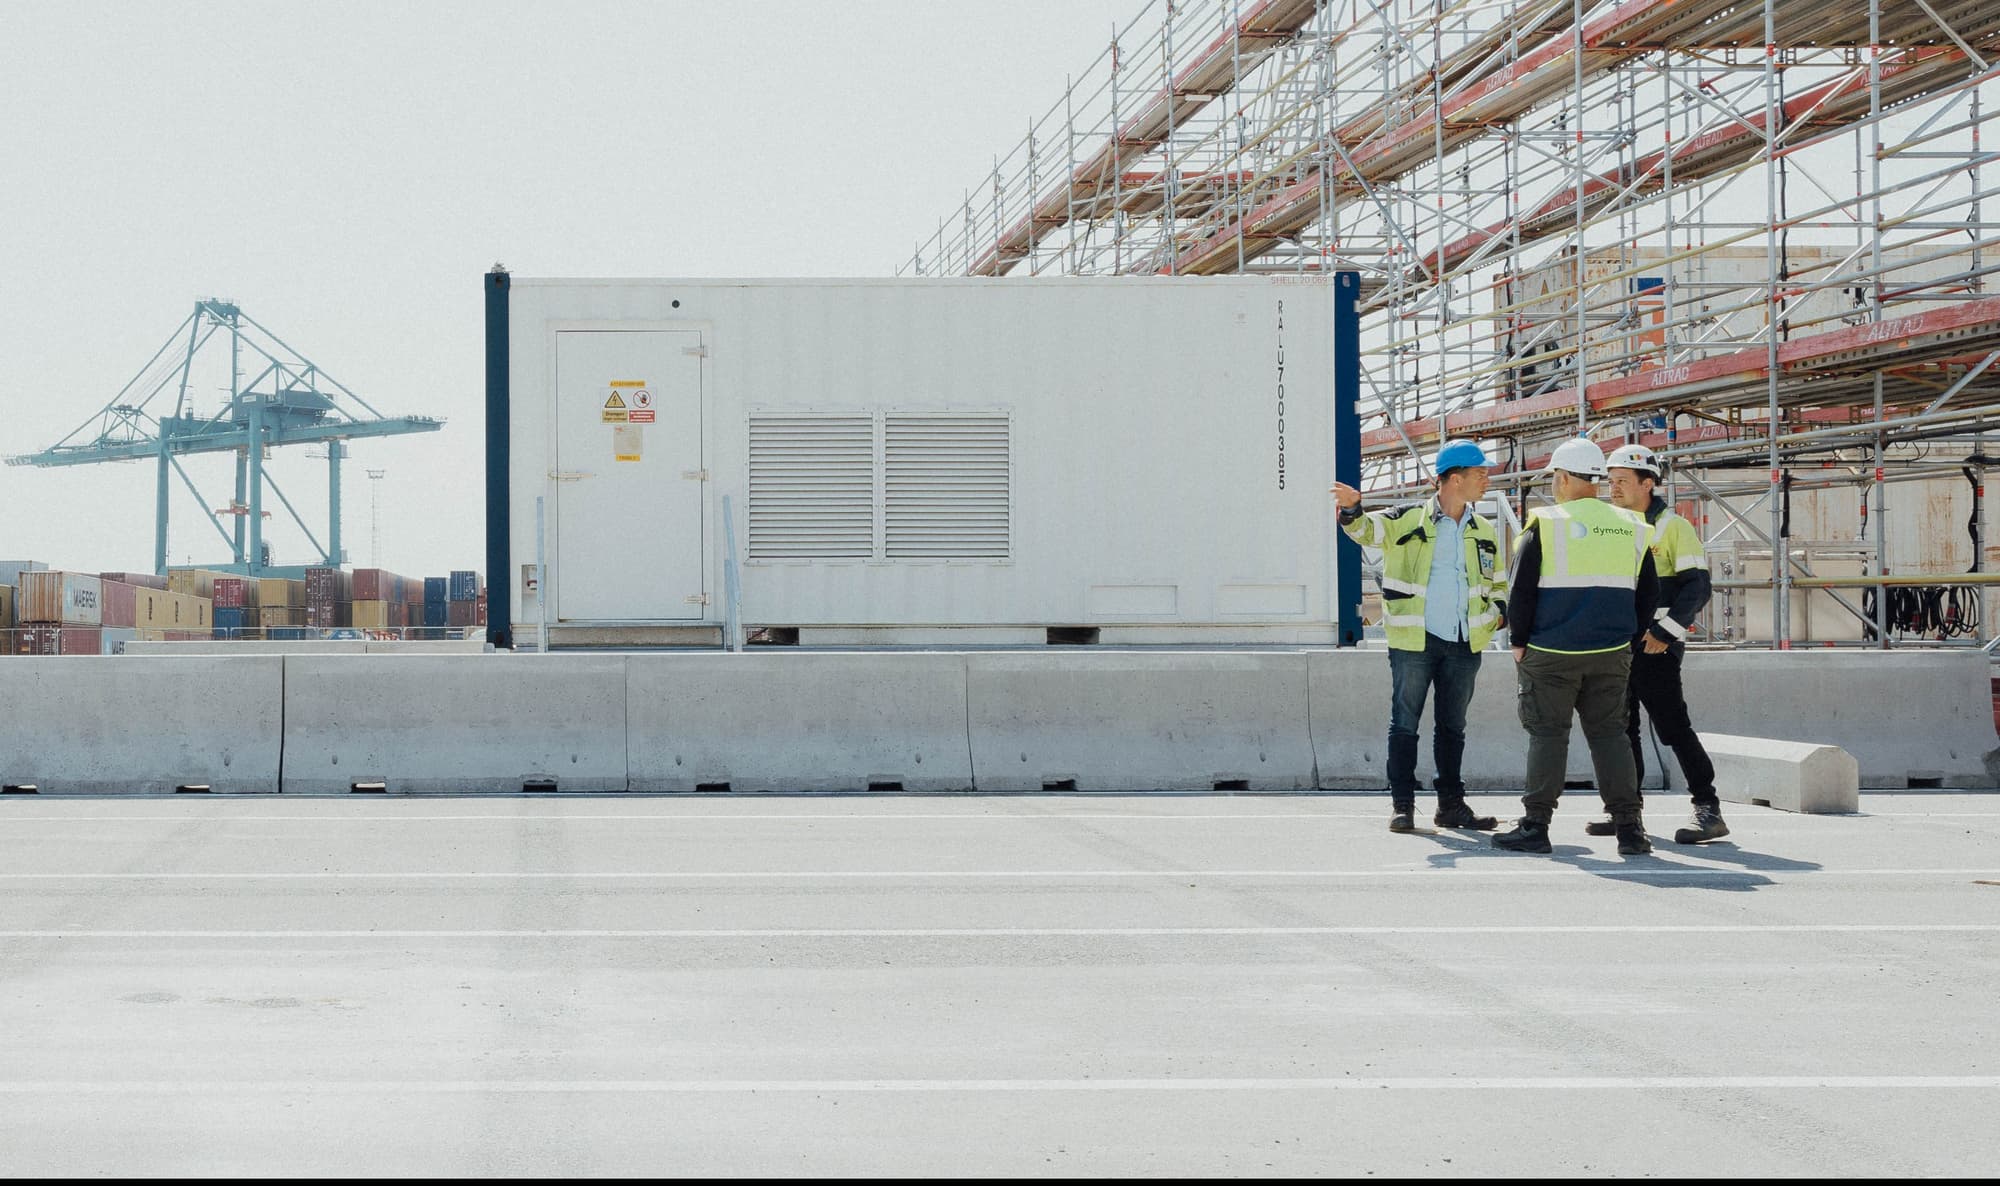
[1423,500,1471,643]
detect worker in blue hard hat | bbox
[1332,438,1508,833]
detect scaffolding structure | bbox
[905,0,2000,647]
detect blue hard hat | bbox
[1433,439,1490,476]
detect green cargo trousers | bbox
[1516,646,1640,822]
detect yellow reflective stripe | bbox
[1654,614,1689,639]
[1383,613,1428,629]
[1537,573,1639,590]
[1378,576,1426,596]
[1673,554,1708,573]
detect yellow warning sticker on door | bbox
[602,389,629,423]
[614,425,643,462]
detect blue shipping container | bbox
[423,602,448,627]
[425,576,449,605]
[214,607,249,632]
[449,570,480,601]
[270,626,309,641]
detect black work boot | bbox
[1615,818,1653,855]
[1673,802,1730,845]
[1389,808,1418,833]
[1434,801,1498,830]
[1584,816,1617,836]
[1491,817,1552,853]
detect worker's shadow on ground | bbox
[1416,830,1821,890]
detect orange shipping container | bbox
[19,572,103,625]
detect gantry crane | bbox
[6,299,442,577]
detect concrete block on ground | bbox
[281,654,627,793]
[627,653,973,792]
[0,656,283,793]
[1700,733,1860,813]
[967,652,1314,791]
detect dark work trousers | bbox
[1623,642,1719,806]
[1386,633,1484,811]
[1516,646,1640,822]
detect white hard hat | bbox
[1545,437,1608,479]
[1605,443,1661,477]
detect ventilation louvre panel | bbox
[885,414,1011,559]
[747,415,875,559]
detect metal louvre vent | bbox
[884,414,1011,559]
[747,415,875,559]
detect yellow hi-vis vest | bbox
[1520,497,1650,654]
[1342,497,1507,652]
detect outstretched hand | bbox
[1330,481,1361,509]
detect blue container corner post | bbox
[484,267,512,649]
[1333,271,1362,647]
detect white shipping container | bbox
[18,571,103,626]
[501,277,1341,644]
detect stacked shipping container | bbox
[4,569,211,653]
[258,578,307,633]
[350,568,430,630]
[306,566,353,628]
[6,564,482,650]
[449,570,482,629]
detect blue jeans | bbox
[1387,632,1484,810]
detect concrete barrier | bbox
[1312,648,1998,791]
[627,653,973,792]
[281,654,627,793]
[0,656,283,793]
[1680,650,1998,788]
[1310,649,1595,791]
[1701,733,1860,813]
[3,646,1989,795]
[967,652,1315,791]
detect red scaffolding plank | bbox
[1359,296,2000,455]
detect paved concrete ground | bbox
[1,790,1996,1176]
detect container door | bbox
[554,330,705,621]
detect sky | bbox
[0,0,1140,577]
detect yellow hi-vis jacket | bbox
[1641,496,1711,644]
[1340,496,1508,651]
